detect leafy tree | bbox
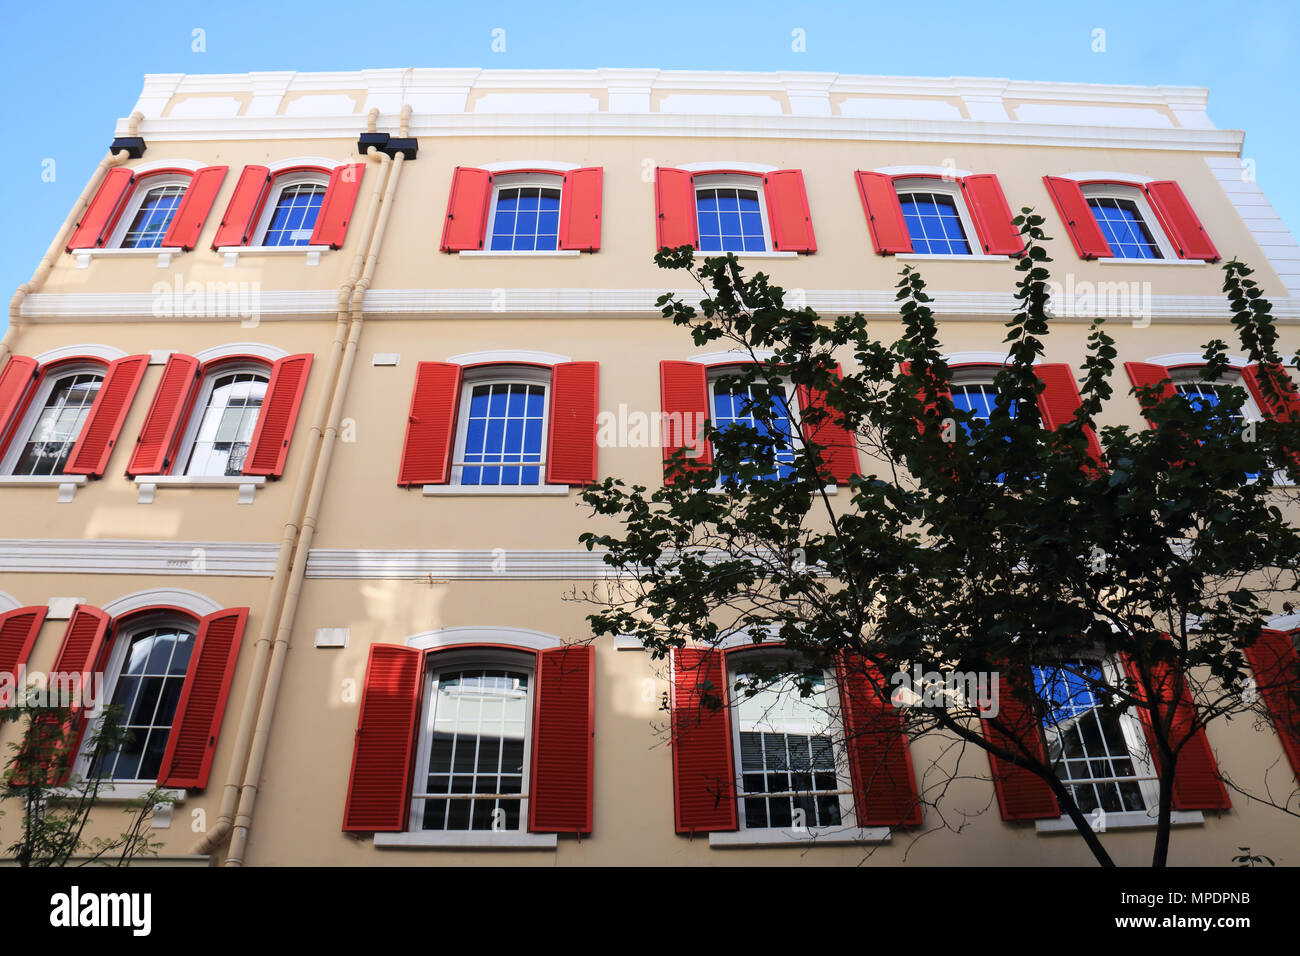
[577,211,1300,867]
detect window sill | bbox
[693,251,797,259]
[51,783,185,804]
[1035,810,1204,834]
[422,484,570,496]
[709,825,891,848]
[374,831,558,850]
[73,247,179,269]
[896,252,1010,262]
[1095,258,1208,266]
[707,484,837,495]
[458,249,581,258]
[217,245,329,267]
[134,475,265,505]
[0,474,87,502]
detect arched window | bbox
[453,366,549,486]
[257,175,330,247]
[893,177,974,256]
[4,365,103,476]
[113,178,190,250]
[694,174,771,253]
[709,365,798,481]
[487,173,562,252]
[1079,182,1171,260]
[178,366,270,477]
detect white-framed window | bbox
[730,652,855,830]
[452,365,549,487]
[176,364,270,477]
[409,648,535,833]
[79,615,197,783]
[1080,183,1173,260]
[486,172,563,252]
[0,363,104,477]
[1168,365,1264,481]
[1032,656,1159,815]
[893,177,975,256]
[694,174,771,253]
[252,171,330,248]
[106,175,191,250]
[708,366,799,481]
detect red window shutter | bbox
[159,607,248,789]
[529,644,595,833]
[342,643,424,832]
[558,167,603,252]
[126,353,200,477]
[210,165,271,249]
[546,361,599,485]
[439,167,492,252]
[654,167,698,250]
[0,606,48,689]
[160,166,228,250]
[1124,361,1176,426]
[310,163,366,249]
[835,653,921,826]
[671,647,737,833]
[1034,363,1103,465]
[243,353,313,478]
[854,171,911,255]
[1243,630,1300,779]
[64,354,149,477]
[1242,363,1300,423]
[397,362,462,486]
[797,363,858,484]
[1144,181,1219,262]
[763,169,817,254]
[66,167,135,250]
[981,669,1061,820]
[0,355,40,454]
[1042,176,1113,260]
[46,605,112,785]
[1121,653,1230,810]
[660,360,712,481]
[961,174,1024,256]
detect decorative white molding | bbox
[315,627,349,648]
[404,626,564,652]
[306,548,619,580]
[875,164,971,179]
[422,484,569,497]
[678,161,779,174]
[0,540,278,577]
[446,349,571,366]
[1146,352,1249,368]
[1036,810,1204,833]
[478,160,580,173]
[1060,170,1155,184]
[218,245,328,267]
[458,250,579,258]
[614,634,646,651]
[129,158,206,174]
[135,475,265,504]
[944,350,1033,366]
[374,831,557,849]
[101,587,223,618]
[0,591,20,613]
[1205,156,1300,298]
[34,344,127,365]
[0,475,87,502]
[1267,612,1300,631]
[45,597,86,620]
[709,826,891,847]
[689,349,777,366]
[267,155,346,172]
[371,353,400,366]
[193,342,289,363]
[74,248,176,270]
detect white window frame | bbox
[104,174,191,251]
[172,361,271,479]
[0,362,104,477]
[1166,365,1284,484]
[71,612,196,800]
[1078,182,1176,261]
[407,647,536,834]
[247,170,332,250]
[692,173,788,258]
[727,650,859,834]
[892,176,981,259]
[480,172,567,257]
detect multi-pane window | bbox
[490,185,561,251]
[1033,659,1156,815]
[696,186,767,253]
[950,381,1018,434]
[1085,196,1163,260]
[733,666,847,829]
[455,380,547,486]
[119,184,187,249]
[9,371,102,476]
[262,182,326,247]
[91,625,195,782]
[182,371,268,477]
[897,190,971,255]
[417,667,531,832]
[1174,373,1261,479]
[711,377,797,481]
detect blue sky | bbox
[1,0,1296,335]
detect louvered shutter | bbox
[981,668,1061,820]
[64,354,149,477]
[854,171,911,255]
[1124,361,1177,426]
[1144,181,1219,262]
[835,653,921,826]
[654,167,698,250]
[961,174,1023,256]
[660,360,712,480]
[160,166,228,250]
[125,353,200,476]
[310,163,366,249]
[545,362,599,485]
[797,363,858,484]
[1042,176,1113,260]
[671,647,737,833]
[0,355,39,453]
[342,644,424,832]
[558,167,603,252]
[66,167,135,250]
[44,605,112,785]
[1243,630,1300,779]
[1033,363,1104,466]
[529,644,595,833]
[0,606,48,694]
[439,167,492,252]
[159,607,248,789]
[397,362,462,486]
[210,165,271,249]
[243,353,313,478]
[763,169,817,253]
[1242,364,1300,423]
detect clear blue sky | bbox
[2,0,1296,336]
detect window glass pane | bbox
[263,183,326,247]
[711,380,796,481]
[489,185,561,251]
[457,383,546,486]
[1086,196,1163,260]
[120,184,187,249]
[184,372,268,477]
[12,372,103,477]
[1175,380,1258,479]
[696,187,766,252]
[897,191,971,255]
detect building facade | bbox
[0,68,1298,866]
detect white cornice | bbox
[0,540,279,576]
[306,548,621,580]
